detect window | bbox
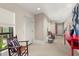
[0,27,13,49]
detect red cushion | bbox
[64,32,79,49]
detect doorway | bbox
[56,23,64,36]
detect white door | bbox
[56,23,64,36]
[25,17,34,45]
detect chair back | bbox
[7,36,20,55]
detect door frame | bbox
[55,23,64,36]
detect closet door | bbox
[25,17,34,44]
[56,23,64,36]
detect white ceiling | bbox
[17,3,76,22]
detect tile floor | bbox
[29,36,79,56]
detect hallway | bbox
[0,3,79,56]
[29,36,79,56]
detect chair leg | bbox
[26,41,29,56]
[27,50,28,56]
[71,48,74,56]
[8,48,11,56]
[18,47,21,56]
[27,46,28,56]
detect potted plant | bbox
[0,35,3,49]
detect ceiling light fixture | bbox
[37,8,40,11]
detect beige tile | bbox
[29,36,79,56]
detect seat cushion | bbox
[20,46,28,55]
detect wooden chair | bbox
[7,36,28,56]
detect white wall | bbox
[64,16,72,30]
[0,4,34,42]
[35,13,49,41]
[50,22,55,35]
[0,7,16,36]
[35,13,43,40]
[43,17,49,41]
[0,8,15,26]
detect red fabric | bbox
[64,32,79,49]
